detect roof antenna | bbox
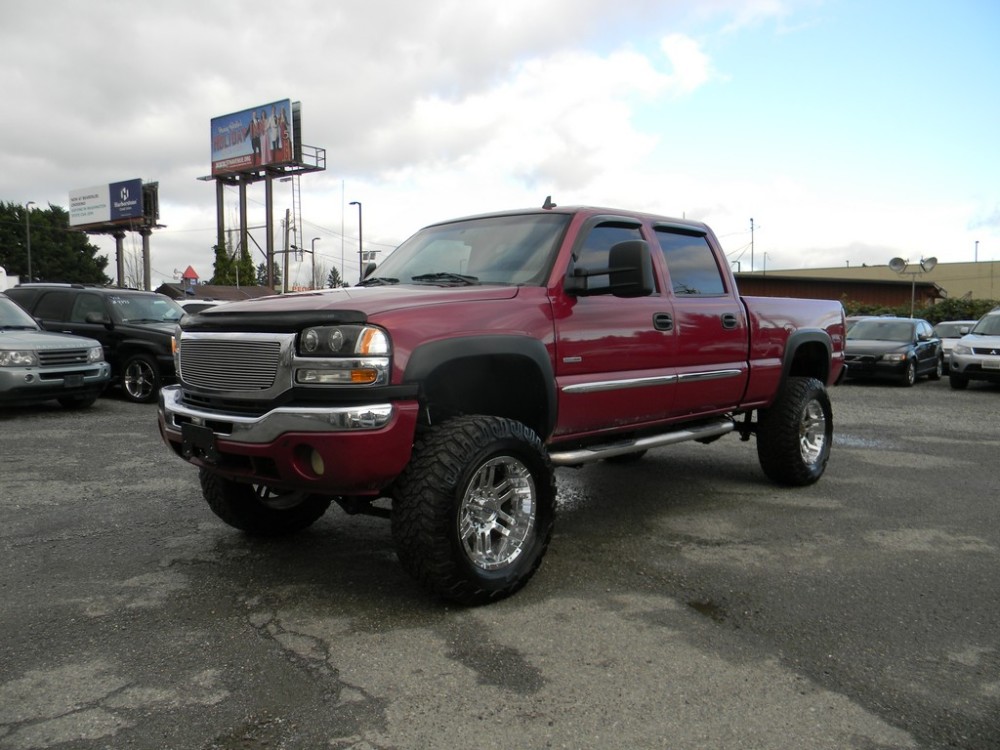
[542,195,556,210]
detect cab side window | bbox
[32,291,73,322]
[70,293,105,323]
[656,228,726,296]
[574,223,644,292]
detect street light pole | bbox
[25,201,36,281]
[311,237,320,289]
[349,201,363,283]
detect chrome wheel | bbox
[123,356,157,402]
[799,398,827,466]
[459,456,537,571]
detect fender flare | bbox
[403,335,557,437]
[779,328,833,384]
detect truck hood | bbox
[205,285,521,317]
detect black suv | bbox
[6,284,183,403]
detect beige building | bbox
[766,260,1000,302]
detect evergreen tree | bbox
[210,243,236,285]
[0,202,110,284]
[256,261,281,288]
[325,266,347,288]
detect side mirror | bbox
[608,240,654,298]
[85,311,110,326]
[564,240,654,298]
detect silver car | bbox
[0,292,111,408]
[932,319,978,372]
[949,309,1000,390]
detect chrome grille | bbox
[180,339,281,391]
[38,349,91,366]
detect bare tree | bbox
[312,260,329,289]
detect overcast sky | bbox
[3,0,998,288]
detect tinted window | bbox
[70,293,106,323]
[32,291,73,321]
[574,223,644,291]
[655,228,726,295]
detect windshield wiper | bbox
[357,276,399,287]
[0,325,38,330]
[410,272,479,285]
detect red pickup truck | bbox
[158,202,845,604]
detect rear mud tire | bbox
[199,468,331,536]
[391,415,556,606]
[756,376,832,486]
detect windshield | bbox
[971,315,1000,336]
[367,213,570,286]
[847,319,914,342]
[108,294,185,324]
[0,297,40,330]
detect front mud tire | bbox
[199,469,331,536]
[756,376,833,486]
[391,416,556,606]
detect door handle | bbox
[721,312,738,329]
[653,313,673,331]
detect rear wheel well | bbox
[786,340,830,382]
[419,355,550,438]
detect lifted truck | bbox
[158,202,845,604]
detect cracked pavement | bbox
[1,380,997,749]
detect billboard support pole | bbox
[140,228,152,291]
[113,232,126,288]
[216,180,225,252]
[239,180,249,282]
[265,175,274,288]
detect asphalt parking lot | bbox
[1,377,998,750]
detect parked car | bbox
[845,315,872,333]
[5,284,183,403]
[844,316,942,386]
[0,292,111,408]
[948,308,1000,389]
[932,319,979,372]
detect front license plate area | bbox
[982,359,1000,370]
[64,374,84,388]
[181,422,220,464]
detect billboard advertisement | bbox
[210,99,295,176]
[69,179,144,227]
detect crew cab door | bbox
[653,225,750,418]
[551,219,677,437]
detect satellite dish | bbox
[888,257,907,273]
[920,257,937,272]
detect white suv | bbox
[949,309,1000,389]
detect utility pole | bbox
[750,217,754,273]
[283,208,291,293]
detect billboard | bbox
[69,178,143,228]
[210,99,295,176]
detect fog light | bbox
[310,449,325,476]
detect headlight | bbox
[0,350,39,367]
[953,343,972,355]
[881,353,907,362]
[297,325,389,356]
[87,346,104,363]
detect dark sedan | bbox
[844,317,942,386]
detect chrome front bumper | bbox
[158,385,394,444]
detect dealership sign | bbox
[69,179,144,227]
